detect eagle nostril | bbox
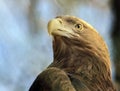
[57,18,62,24]
[58,29,63,31]
[59,20,62,24]
[58,19,62,24]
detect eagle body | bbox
[29,15,116,91]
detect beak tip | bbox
[47,18,62,36]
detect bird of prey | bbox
[29,15,116,91]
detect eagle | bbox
[29,15,116,91]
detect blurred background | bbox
[0,0,120,91]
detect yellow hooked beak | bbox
[47,17,76,37]
[47,18,63,35]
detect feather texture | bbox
[29,15,116,91]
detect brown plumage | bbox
[29,15,116,91]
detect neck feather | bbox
[51,36,115,90]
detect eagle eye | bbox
[75,24,82,30]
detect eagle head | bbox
[48,15,110,70]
